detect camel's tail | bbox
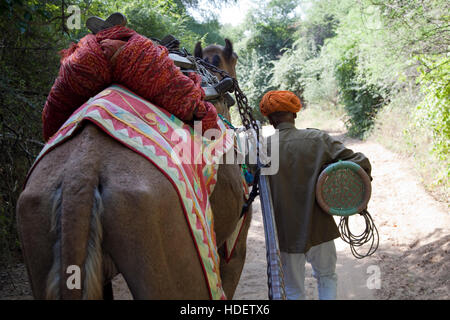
[45,184,104,299]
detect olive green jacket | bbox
[267,122,372,253]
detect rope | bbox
[338,209,379,259]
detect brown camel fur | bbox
[16,41,252,299]
[195,39,238,79]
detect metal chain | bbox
[192,57,220,87]
[160,36,285,300]
[233,80,259,134]
[164,42,259,134]
[194,58,260,135]
[164,44,259,134]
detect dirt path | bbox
[234,131,449,300]
[1,131,448,300]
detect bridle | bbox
[161,36,259,128]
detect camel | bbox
[16,39,252,299]
[195,39,238,79]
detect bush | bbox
[370,82,448,200]
[415,55,449,163]
[334,53,384,138]
[236,50,275,123]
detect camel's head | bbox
[194,39,238,79]
[194,39,238,119]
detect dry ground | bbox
[233,129,449,300]
[1,128,448,300]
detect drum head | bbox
[316,161,371,216]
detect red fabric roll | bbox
[42,34,111,140]
[42,25,218,141]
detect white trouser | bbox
[280,240,337,300]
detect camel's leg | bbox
[209,161,250,299]
[100,154,211,299]
[16,190,55,299]
[218,211,252,299]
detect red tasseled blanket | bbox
[42,25,218,141]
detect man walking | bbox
[259,90,372,300]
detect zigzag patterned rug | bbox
[27,84,241,299]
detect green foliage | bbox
[236,50,275,122]
[302,52,339,108]
[0,0,65,263]
[236,0,300,61]
[370,0,450,57]
[368,0,449,185]
[334,52,384,138]
[416,55,449,163]
[185,18,224,47]
[271,40,312,100]
[227,0,301,124]
[371,83,448,200]
[268,0,342,110]
[271,10,339,107]
[234,0,448,194]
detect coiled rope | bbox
[338,209,379,259]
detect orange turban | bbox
[259,90,302,116]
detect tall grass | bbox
[370,91,449,203]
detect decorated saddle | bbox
[28,84,249,300]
